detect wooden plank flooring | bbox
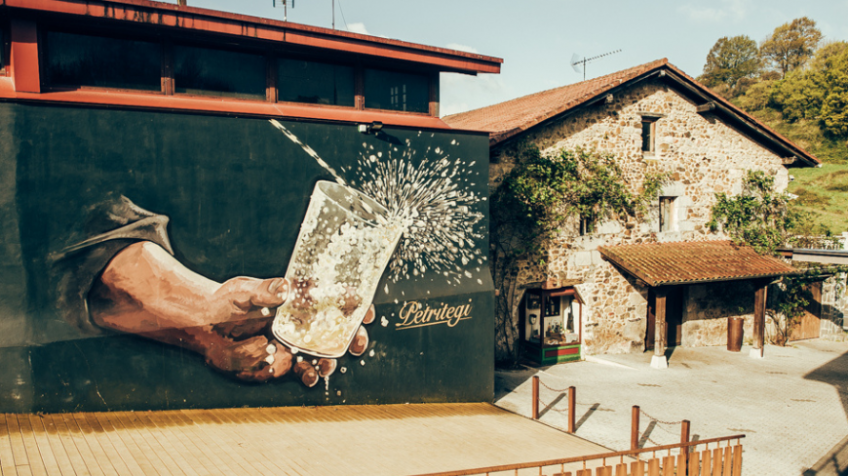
[0,403,609,475]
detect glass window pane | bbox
[641,121,653,152]
[174,45,265,99]
[364,68,429,113]
[45,31,161,91]
[278,58,354,106]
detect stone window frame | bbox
[659,196,677,232]
[640,113,665,157]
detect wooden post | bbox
[631,406,640,450]
[752,281,767,359]
[680,420,690,472]
[651,287,668,369]
[567,386,576,433]
[178,0,187,5]
[532,376,539,420]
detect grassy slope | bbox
[787,163,848,233]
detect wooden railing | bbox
[409,434,745,476]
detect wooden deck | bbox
[0,403,610,476]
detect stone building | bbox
[444,59,820,368]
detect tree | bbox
[490,145,667,363]
[700,35,760,93]
[760,17,823,77]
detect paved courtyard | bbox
[495,340,848,476]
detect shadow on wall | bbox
[804,351,848,475]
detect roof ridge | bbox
[445,58,667,123]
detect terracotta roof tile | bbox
[598,240,795,287]
[443,59,818,165]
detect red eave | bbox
[0,78,454,129]
[1,0,502,75]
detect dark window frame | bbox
[641,114,663,154]
[34,22,438,115]
[0,22,7,77]
[363,66,431,114]
[40,26,165,95]
[172,42,268,100]
[276,55,356,108]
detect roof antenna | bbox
[571,49,621,81]
[272,0,294,21]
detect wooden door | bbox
[646,286,684,349]
[789,281,822,342]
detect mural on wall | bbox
[7,110,493,411]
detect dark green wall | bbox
[0,102,494,412]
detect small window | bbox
[45,31,161,91]
[641,120,655,153]
[660,196,676,232]
[364,68,429,113]
[579,216,594,236]
[278,58,354,106]
[174,45,265,99]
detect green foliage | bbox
[767,270,820,346]
[699,35,760,91]
[708,170,792,254]
[492,145,665,258]
[490,144,668,363]
[787,164,848,232]
[760,16,823,77]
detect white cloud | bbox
[678,0,748,22]
[347,22,369,35]
[440,72,508,117]
[445,43,479,54]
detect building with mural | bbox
[445,59,819,368]
[0,0,501,413]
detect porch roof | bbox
[598,240,796,287]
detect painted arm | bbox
[88,241,373,384]
[88,241,295,381]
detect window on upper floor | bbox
[660,196,676,232]
[278,58,355,106]
[364,68,429,113]
[641,118,656,154]
[44,31,162,91]
[174,45,266,99]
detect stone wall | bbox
[821,273,848,341]
[492,78,788,357]
[681,282,755,347]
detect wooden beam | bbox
[9,19,40,94]
[651,287,668,369]
[696,102,717,114]
[752,281,767,358]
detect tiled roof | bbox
[598,240,796,287]
[443,59,819,165]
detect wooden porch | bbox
[0,403,611,476]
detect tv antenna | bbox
[272,0,294,21]
[571,49,621,81]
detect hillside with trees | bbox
[698,17,848,233]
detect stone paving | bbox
[495,340,848,476]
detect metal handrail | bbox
[408,434,745,476]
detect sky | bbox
[167,0,848,117]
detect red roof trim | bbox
[2,0,502,74]
[0,78,454,129]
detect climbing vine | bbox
[708,170,844,345]
[490,144,668,363]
